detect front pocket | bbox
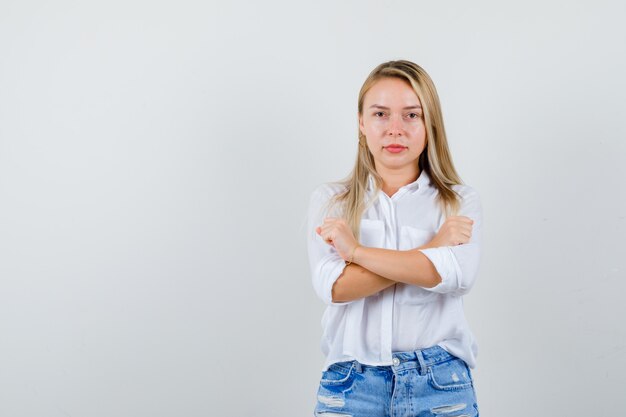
[427,357,474,391]
[399,225,434,250]
[319,361,356,386]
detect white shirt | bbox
[306,169,483,372]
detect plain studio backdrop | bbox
[1,0,625,416]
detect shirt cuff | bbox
[417,247,462,294]
[321,257,352,306]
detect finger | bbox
[450,216,474,226]
[319,226,335,244]
[458,228,472,241]
[319,223,334,237]
[317,226,334,243]
[448,222,470,234]
[447,220,473,234]
[459,224,473,238]
[323,217,349,228]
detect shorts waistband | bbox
[393,345,454,367]
[349,345,457,376]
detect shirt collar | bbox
[367,169,431,194]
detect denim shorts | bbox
[314,345,479,417]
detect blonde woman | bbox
[306,60,482,416]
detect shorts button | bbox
[392,357,400,366]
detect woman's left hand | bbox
[316,217,359,262]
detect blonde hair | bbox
[324,59,464,242]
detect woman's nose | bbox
[387,114,403,135]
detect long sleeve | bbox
[306,185,354,306]
[417,187,483,296]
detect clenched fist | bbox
[429,215,474,247]
[315,217,359,262]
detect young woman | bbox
[306,60,483,416]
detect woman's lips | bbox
[385,145,407,153]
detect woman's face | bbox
[359,77,426,173]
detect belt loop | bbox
[415,349,428,376]
[353,360,362,373]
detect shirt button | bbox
[392,357,400,366]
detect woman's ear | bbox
[358,112,365,136]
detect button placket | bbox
[379,193,397,364]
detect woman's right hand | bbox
[427,216,474,248]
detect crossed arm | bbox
[330,246,441,303]
[307,185,482,306]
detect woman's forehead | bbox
[364,78,421,107]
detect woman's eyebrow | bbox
[369,104,422,110]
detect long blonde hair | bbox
[324,60,464,242]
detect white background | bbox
[1,1,625,416]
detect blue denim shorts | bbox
[314,345,479,417]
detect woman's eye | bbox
[374,111,386,117]
[408,113,421,119]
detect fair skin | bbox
[316,77,474,302]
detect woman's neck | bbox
[378,167,420,197]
